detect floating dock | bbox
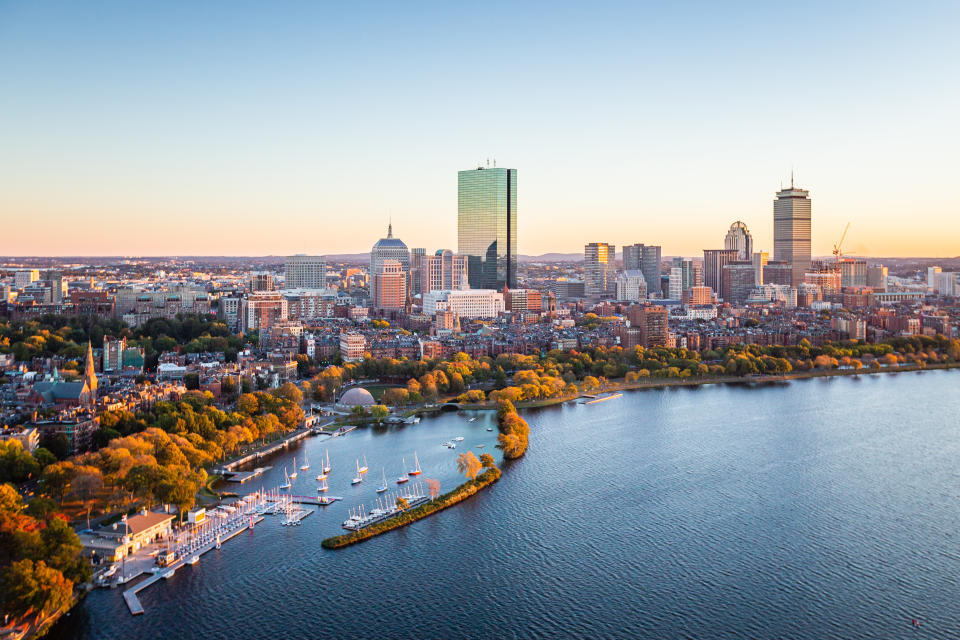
[222,467,271,483]
[121,512,264,616]
[583,393,623,405]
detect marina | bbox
[341,484,430,531]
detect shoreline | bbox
[321,467,502,549]
[455,361,960,413]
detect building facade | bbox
[284,255,326,289]
[370,222,410,304]
[773,179,812,287]
[584,242,616,298]
[724,221,754,260]
[458,166,517,289]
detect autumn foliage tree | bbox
[456,452,482,480]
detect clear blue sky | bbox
[1,1,958,257]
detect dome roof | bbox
[372,221,408,251]
[339,387,375,407]
[373,237,408,249]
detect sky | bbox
[1,1,958,258]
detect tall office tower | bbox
[421,249,469,293]
[773,177,812,287]
[703,249,739,299]
[623,244,663,298]
[248,272,275,292]
[670,258,697,292]
[927,266,942,290]
[722,261,757,304]
[410,248,426,295]
[44,270,67,303]
[373,260,407,311]
[840,259,868,288]
[458,166,517,289]
[724,221,754,260]
[584,243,616,298]
[867,265,888,291]
[370,222,410,303]
[284,255,326,289]
[752,251,769,285]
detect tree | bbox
[3,559,73,618]
[456,451,483,480]
[369,405,389,423]
[40,462,75,502]
[479,453,496,469]
[424,478,441,499]
[237,393,259,415]
[69,467,103,529]
[275,382,303,405]
[350,405,367,418]
[395,496,409,511]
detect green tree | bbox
[369,405,389,423]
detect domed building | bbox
[338,387,375,408]
[370,221,409,304]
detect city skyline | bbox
[1,2,959,257]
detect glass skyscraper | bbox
[458,167,517,290]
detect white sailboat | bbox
[377,468,388,493]
[323,450,331,474]
[290,457,298,479]
[351,459,362,485]
[408,451,422,476]
[300,452,309,471]
[397,458,409,484]
[359,454,369,474]
[317,476,328,493]
[280,468,291,490]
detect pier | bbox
[341,484,429,531]
[222,467,271,483]
[121,495,267,616]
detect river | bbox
[50,369,960,638]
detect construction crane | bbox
[832,222,850,267]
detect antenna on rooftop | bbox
[493,158,496,167]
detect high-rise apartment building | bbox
[44,271,67,303]
[458,167,517,289]
[102,336,126,372]
[927,266,942,290]
[703,249,739,299]
[773,178,812,287]
[584,243,616,298]
[724,221,754,260]
[240,291,288,334]
[373,260,407,311]
[867,265,888,291]
[627,304,670,348]
[840,259,867,289]
[249,272,275,292]
[504,288,543,314]
[370,222,410,303]
[284,255,326,289]
[420,250,469,293]
[623,243,662,298]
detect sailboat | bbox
[397,458,409,484]
[358,454,369,474]
[408,451,422,476]
[377,468,388,493]
[351,459,363,485]
[323,450,331,474]
[300,452,309,471]
[317,476,328,493]
[280,468,291,490]
[290,457,298,479]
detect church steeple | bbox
[83,340,98,397]
[387,218,393,238]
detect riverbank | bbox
[321,467,502,549]
[456,361,960,413]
